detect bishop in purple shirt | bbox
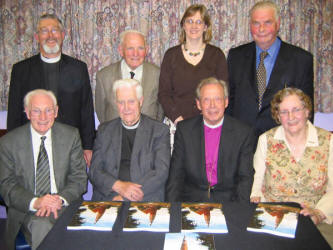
[166,77,256,202]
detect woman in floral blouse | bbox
[250,88,333,247]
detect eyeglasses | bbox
[279,107,305,117]
[184,19,204,25]
[38,27,61,35]
[30,108,55,117]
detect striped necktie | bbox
[36,136,51,196]
[257,51,268,110]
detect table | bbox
[38,200,331,250]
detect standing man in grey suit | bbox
[89,79,170,202]
[7,13,95,166]
[0,89,87,250]
[227,1,313,137]
[166,77,255,203]
[95,29,164,123]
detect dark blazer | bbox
[0,122,87,249]
[166,115,256,203]
[226,40,314,136]
[7,54,95,150]
[89,114,170,202]
[95,61,164,123]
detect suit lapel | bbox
[191,116,207,185]
[244,43,259,99]
[111,119,123,169]
[51,123,64,188]
[217,116,233,183]
[20,125,36,193]
[141,63,149,97]
[31,55,44,89]
[263,41,289,108]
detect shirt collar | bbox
[40,54,61,63]
[256,37,281,58]
[203,117,224,129]
[274,120,319,147]
[121,59,143,79]
[30,124,52,139]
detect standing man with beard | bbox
[7,14,95,166]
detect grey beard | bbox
[42,43,60,54]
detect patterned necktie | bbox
[36,136,51,196]
[257,51,268,110]
[130,71,135,79]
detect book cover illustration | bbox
[67,201,122,231]
[123,202,171,232]
[181,203,228,233]
[164,232,215,250]
[247,203,300,238]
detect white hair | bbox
[112,79,143,100]
[250,1,280,22]
[119,29,146,46]
[24,89,57,108]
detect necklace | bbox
[183,44,205,57]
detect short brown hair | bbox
[271,88,312,124]
[196,77,228,100]
[179,4,212,44]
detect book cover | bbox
[123,202,171,232]
[67,201,122,231]
[247,203,300,238]
[181,203,228,233]
[164,232,215,250]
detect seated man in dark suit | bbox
[166,77,256,203]
[89,79,170,202]
[0,89,87,250]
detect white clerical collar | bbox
[40,54,61,63]
[203,117,224,128]
[122,119,140,130]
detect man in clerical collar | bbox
[89,79,170,202]
[95,29,164,123]
[7,13,95,166]
[166,77,256,203]
[0,89,87,250]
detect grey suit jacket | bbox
[89,114,170,201]
[0,122,87,249]
[95,61,164,123]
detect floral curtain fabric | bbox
[0,0,332,112]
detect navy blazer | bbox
[7,53,95,150]
[166,115,256,203]
[226,40,314,136]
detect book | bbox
[247,203,300,238]
[67,201,122,231]
[164,232,215,250]
[181,203,228,233]
[123,202,171,232]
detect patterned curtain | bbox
[0,0,332,112]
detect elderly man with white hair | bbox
[95,29,164,123]
[89,79,170,202]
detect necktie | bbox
[257,51,268,110]
[130,71,135,79]
[36,136,51,196]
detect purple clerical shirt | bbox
[204,123,222,187]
